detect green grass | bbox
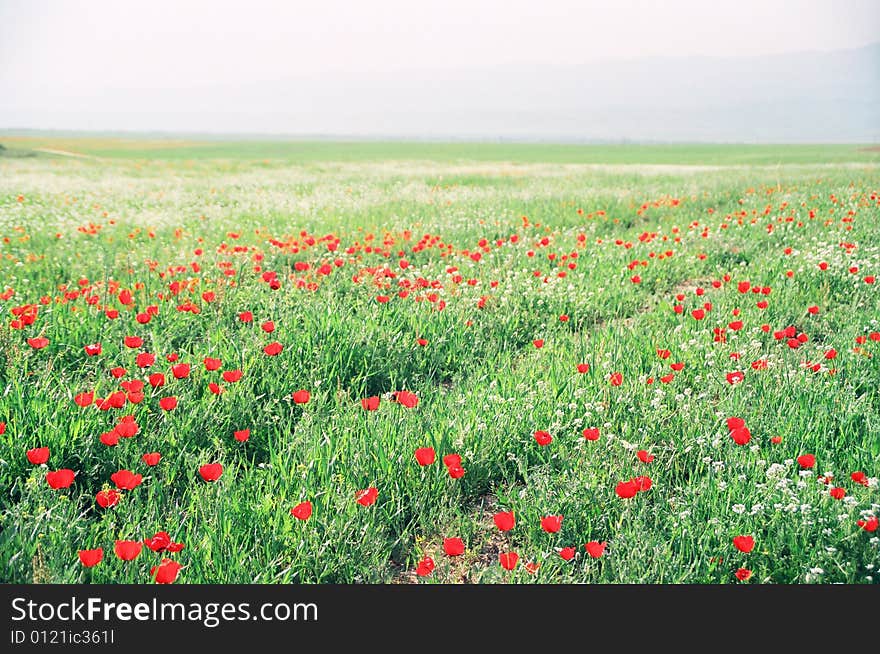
[3,134,880,164]
[0,142,878,584]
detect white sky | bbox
[1,0,878,136]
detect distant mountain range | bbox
[3,43,878,142]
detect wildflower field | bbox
[1,139,878,584]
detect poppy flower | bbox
[26,447,50,465]
[534,430,553,446]
[443,537,465,556]
[733,535,755,553]
[533,339,544,349]
[159,396,177,411]
[499,552,519,570]
[493,511,515,532]
[361,396,380,410]
[95,489,121,508]
[78,548,103,568]
[633,476,652,491]
[396,390,419,408]
[239,311,253,322]
[84,343,102,356]
[0,422,5,435]
[233,428,250,443]
[222,369,242,383]
[585,541,606,558]
[576,363,590,373]
[151,559,183,584]
[829,487,846,500]
[142,452,161,466]
[74,391,94,407]
[199,463,223,482]
[148,374,165,389]
[261,321,275,333]
[637,450,654,463]
[292,389,311,404]
[447,465,466,479]
[100,431,119,447]
[609,372,623,386]
[726,371,745,385]
[583,427,600,441]
[111,469,142,490]
[124,336,143,349]
[114,540,143,561]
[27,337,49,349]
[415,557,435,576]
[46,469,75,489]
[414,447,436,466]
[615,480,639,499]
[171,363,191,379]
[735,568,753,581]
[356,487,378,506]
[291,501,313,520]
[204,357,222,371]
[135,352,156,368]
[851,471,868,487]
[857,516,878,532]
[264,342,283,356]
[416,338,429,346]
[559,546,577,561]
[797,454,815,468]
[540,515,563,533]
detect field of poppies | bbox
[0,139,878,584]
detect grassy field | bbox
[0,137,878,584]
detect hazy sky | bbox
[1,0,878,136]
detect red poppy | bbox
[447,465,466,479]
[204,357,222,371]
[151,559,183,584]
[416,338,429,346]
[443,537,465,556]
[540,515,563,533]
[609,372,623,386]
[110,469,142,490]
[415,556,435,576]
[84,343,102,356]
[857,516,878,532]
[199,463,223,482]
[396,390,419,408]
[851,471,868,487]
[171,363,190,379]
[415,447,436,466]
[533,339,544,348]
[114,540,143,561]
[615,480,639,499]
[735,568,753,581]
[27,337,49,349]
[829,487,846,500]
[135,352,156,368]
[264,342,283,356]
[261,320,275,333]
[233,429,250,443]
[534,430,553,446]
[95,489,121,508]
[46,469,75,489]
[291,501,313,520]
[159,396,177,411]
[583,427,600,441]
[356,487,378,506]
[142,452,161,466]
[26,447,50,465]
[144,531,173,552]
[74,391,94,407]
[292,389,311,404]
[637,450,654,463]
[585,541,606,558]
[499,552,519,570]
[222,369,242,383]
[361,396,380,410]
[797,453,815,468]
[78,548,103,568]
[576,363,590,373]
[733,535,755,553]
[726,371,745,385]
[559,546,576,561]
[493,511,515,532]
